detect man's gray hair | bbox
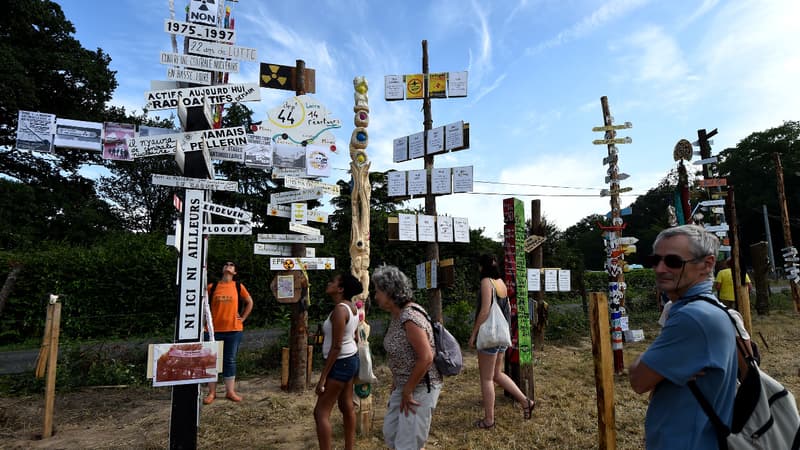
[372,265,413,307]
[653,224,720,258]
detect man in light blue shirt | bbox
[629,225,738,449]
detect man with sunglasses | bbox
[629,225,738,449]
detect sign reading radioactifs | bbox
[145,83,260,110]
[177,190,204,341]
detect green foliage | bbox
[442,299,475,344]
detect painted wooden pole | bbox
[350,76,373,434]
[589,292,616,450]
[773,153,800,312]
[530,200,547,350]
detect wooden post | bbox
[600,96,626,374]
[42,301,62,439]
[281,347,290,390]
[727,186,753,333]
[750,242,770,315]
[589,292,616,450]
[773,153,800,312]
[530,200,547,350]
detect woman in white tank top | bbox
[314,273,362,450]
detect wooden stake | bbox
[773,153,800,312]
[42,302,61,439]
[281,347,290,391]
[35,304,55,379]
[589,292,616,450]
[727,186,753,333]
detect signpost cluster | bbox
[383,40,470,321]
[593,96,635,375]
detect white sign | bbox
[426,127,444,155]
[269,257,335,271]
[128,132,181,158]
[544,269,558,292]
[453,217,470,243]
[700,199,726,207]
[704,223,730,232]
[398,214,416,241]
[202,223,252,235]
[437,216,453,243]
[54,118,102,151]
[16,110,55,152]
[166,67,211,85]
[187,39,257,61]
[388,171,407,197]
[201,201,252,222]
[271,188,323,205]
[289,222,320,235]
[408,132,425,159]
[284,176,340,196]
[527,269,541,292]
[254,243,293,256]
[243,134,273,169]
[431,168,451,194]
[385,75,405,100]
[256,95,340,147]
[151,174,238,192]
[453,166,474,193]
[418,215,436,242]
[187,1,217,25]
[447,71,468,97]
[160,52,240,73]
[257,233,324,244]
[558,270,571,292]
[408,169,427,196]
[145,83,260,110]
[266,204,328,223]
[305,144,332,177]
[164,19,235,43]
[693,156,718,165]
[290,202,307,224]
[177,189,204,340]
[393,136,408,162]
[445,121,464,150]
[210,146,245,162]
[271,167,309,179]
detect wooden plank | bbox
[42,302,62,439]
[35,304,54,378]
[589,292,617,450]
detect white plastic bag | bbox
[357,326,377,383]
[476,298,512,350]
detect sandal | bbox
[523,398,535,420]
[202,392,215,405]
[474,418,495,429]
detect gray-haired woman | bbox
[373,265,441,450]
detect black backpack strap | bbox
[687,379,730,449]
[686,295,755,361]
[409,305,433,393]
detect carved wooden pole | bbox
[350,76,373,434]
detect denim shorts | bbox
[479,346,508,355]
[328,353,359,382]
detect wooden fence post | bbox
[589,292,616,450]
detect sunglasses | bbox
[644,254,702,269]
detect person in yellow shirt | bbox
[713,258,752,308]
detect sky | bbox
[55,0,800,240]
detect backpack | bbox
[209,280,245,316]
[410,305,463,377]
[686,295,800,450]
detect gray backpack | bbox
[411,305,463,377]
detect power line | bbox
[465,192,638,198]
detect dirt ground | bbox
[1,311,798,449]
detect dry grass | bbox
[1,311,798,449]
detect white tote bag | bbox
[476,296,512,350]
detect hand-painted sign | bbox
[177,189,204,340]
[605,173,630,183]
[257,233,324,244]
[187,39,257,61]
[600,187,633,197]
[270,188,323,205]
[164,19,235,43]
[160,52,240,73]
[166,67,211,85]
[266,204,329,223]
[151,174,238,191]
[593,137,632,145]
[254,243,293,256]
[145,83,260,110]
[202,223,252,235]
[699,199,726,207]
[269,257,335,271]
[283,176,340,195]
[201,202,252,222]
[254,95,339,147]
[592,122,632,132]
[288,222,320,235]
[696,178,727,187]
[693,156,718,165]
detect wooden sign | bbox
[257,233,324,244]
[592,122,632,132]
[270,272,308,304]
[600,187,633,197]
[164,19,235,42]
[704,224,730,233]
[269,257,335,271]
[288,222,320,235]
[254,243,292,256]
[693,156,718,165]
[259,63,316,93]
[202,224,252,235]
[266,204,328,223]
[593,137,632,145]
[700,199,726,207]
[166,67,211,85]
[151,174,238,192]
[605,173,630,183]
[161,52,240,73]
[187,39,257,61]
[524,234,546,253]
[145,83,260,110]
[270,188,323,205]
[201,201,252,222]
[283,176,340,195]
[697,178,727,187]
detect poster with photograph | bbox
[305,144,331,177]
[244,134,273,169]
[16,110,55,152]
[138,125,175,137]
[276,274,295,299]
[103,122,135,161]
[388,171,407,196]
[54,118,103,151]
[431,167,451,194]
[453,217,470,243]
[393,136,408,162]
[398,213,416,241]
[407,169,427,196]
[447,71,468,97]
[453,166,473,193]
[272,143,305,169]
[418,215,436,242]
[426,126,444,155]
[437,215,454,242]
[408,132,425,159]
[385,75,404,101]
[152,342,219,387]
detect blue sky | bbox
[56,0,800,239]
